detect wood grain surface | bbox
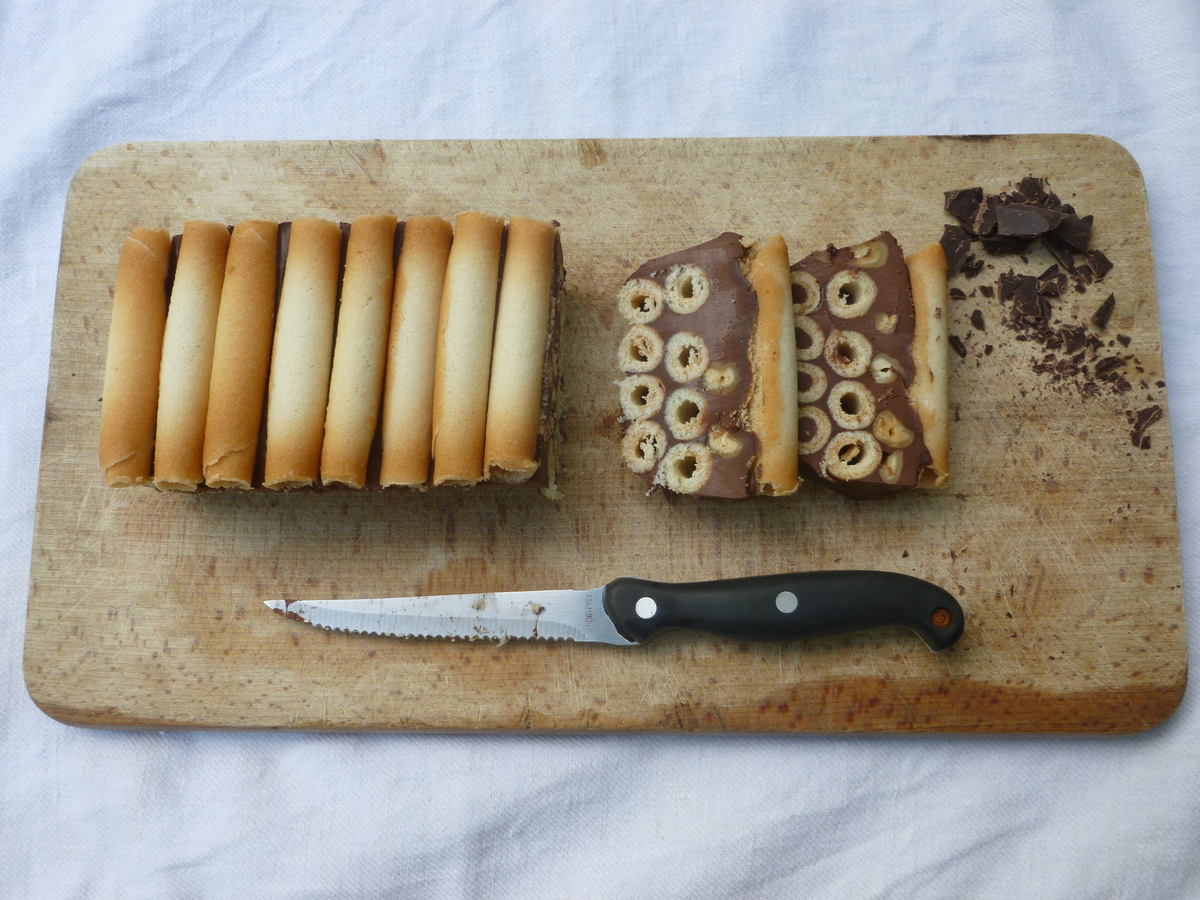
[24,136,1186,732]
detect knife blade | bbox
[265,570,964,651]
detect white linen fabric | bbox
[3,1,1199,896]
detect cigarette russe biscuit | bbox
[99,226,172,486]
[379,216,453,488]
[745,235,800,496]
[905,241,950,487]
[430,211,505,487]
[153,221,230,491]
[202,220,280,489]
[262,217,343,489]
[320,214,398,488]
[483,216,559,484]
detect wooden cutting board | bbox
[24,136,1186,732]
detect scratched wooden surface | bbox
[24,136,1186,732]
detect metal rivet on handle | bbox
[775,591,799,614]
[635,597,657,619]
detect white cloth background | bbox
[3,1,1199,896]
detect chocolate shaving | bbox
[1091,293,1116,330]
[960,255,985,278]
[1129,405,1162,449]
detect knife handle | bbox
[602,571,964,651]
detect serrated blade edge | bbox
[264,587,635,646]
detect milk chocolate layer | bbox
[618,233,760,498]
[791,232,932,493]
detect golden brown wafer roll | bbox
[430,211,505,487]
[745,234,800,496]
[99,226,172,486]
[905,241,951,487]
[262,217,343,489]
[483,216,558,483]
[152,221,230,491]
[202,220,279,489]
[320,214,398,488]
[378,216,453,488]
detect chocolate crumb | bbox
[979,284,994,299]
[1130,405,1163,449]
[1091,293,1116,330]
[949,334,968,358]
[970,309,986,331]
[961,255,985,278]
[984,344,994,355]
[1117,334,1131,347]
[949,287,967,301]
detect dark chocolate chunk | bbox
[972,196,999,236]
[970,309,985,331]
[1017,176,1051,206]
[1053,213,1093,252]
[1042,233,1079,274]
[949,334,967,358]
[1085,249,1113,281]
[940,224,973,273]
[1037,264,1067,297]
[944,188,984,227]
[1091,293,1116,330]
[960,255,985,278]
[1117,334,1131,347]
[996,202,1064,237]
[980,233,1033,256]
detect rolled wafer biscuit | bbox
[152,221,230,491]
[483,216,558,483]
[745,234,800,496]
[202,220,279,489]
[262,217,343,489]
[379,216,454,488]
[320,214,398,488]
[99,226,172,486]
[430,211,505,487]
[905,241,950,487]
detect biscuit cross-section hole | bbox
[674,453,699,479]
[633,385,651,406]
[839,392,860,416]
[839,442,863,465]
[675,399,700,426]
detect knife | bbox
[265,570,964,651]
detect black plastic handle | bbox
[602,571,964,651]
